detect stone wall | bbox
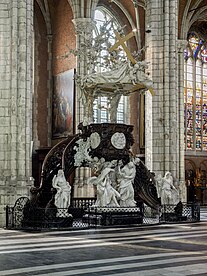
[51,0,76,76]
[34,1,49,148]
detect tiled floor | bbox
[0,221,207,275]
[200,207,207,221]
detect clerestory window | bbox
[184,32,207,152]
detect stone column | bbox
[0,0,34,227]
[47,34,53,147]
[177,39,187,202]
[72,18,95,126]
[72,17,96,198]
[167,0,179,178]
[145,0,164,172]
[145,0,182,183]
[132,0,141,49]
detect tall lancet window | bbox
[93,7,128,123]
[184,33,207,152]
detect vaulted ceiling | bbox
[179,0,207,39]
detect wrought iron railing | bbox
[142,205,160,224]
[5,198,200,230]
[159,202,200,223]
[72,198,96,208]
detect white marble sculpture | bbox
[81,59,153,92]
[86,156,139,208]
[64,21,154,123]
[155,172,179,205]
[117,161,137,207]
[81,60,153,121]
[155,173,163,199]
[82,62,130,87]
[52,169,72,217]
[132,155,141,166]
[88,167,120,207]
[73,137,93,166]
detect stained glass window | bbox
[93,7,128,124]
[184,33,207,151]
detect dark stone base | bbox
[83,207,143,226]
[161,212,187,222]
[108,213,143,226]
[44,215,73,228]
[68,207,84,219]
[23,210,73,229]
